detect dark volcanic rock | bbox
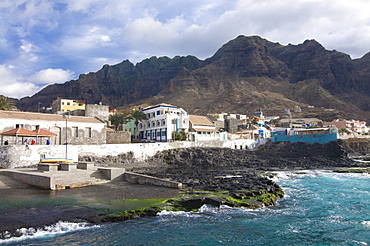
[126,140,354,205]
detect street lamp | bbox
[63,113,71,161]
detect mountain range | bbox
[16,35,370,122]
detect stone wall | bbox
[85,104,109,122]
[106,131,131,144]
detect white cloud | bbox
[0,66,75,98]
[31,68,75,84]
[1,0,370,99]
[0,65,39,98]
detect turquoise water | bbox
[2,170,370,245]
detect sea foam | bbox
[0,221,99,244]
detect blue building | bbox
[271,127,338,144]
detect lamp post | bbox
[63,113,71,161]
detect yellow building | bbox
[52,98,85,113]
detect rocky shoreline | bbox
[1,140,368,240]
[85,140,362,223]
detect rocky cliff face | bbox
[17,35,370,121]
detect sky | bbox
[1,0,370,99]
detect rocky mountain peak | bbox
[15,35,370,122]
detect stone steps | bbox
[53,170,109,189]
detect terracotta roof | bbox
[33,129,57,136]
[323,121,346,129]
[189,115,214,126]
[1,127,37,136]
[192,128,219,132]
[0,110,103,124]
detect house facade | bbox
[138,104,189,142]
[52,98,85,114]
[346,119,369,135]
[189,115,226,141]
[0,111,106,145]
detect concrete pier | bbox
[0,163,183,190]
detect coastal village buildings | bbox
[138,103,189,142]
[0,110,106,145]
[277,118,323,128]
[324,119,369,136]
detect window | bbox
[67,102,71,105]
[157,121,160,127]
[16,124,24,128]
[157,110,160,115]
[86,127,92,138]
[72,127,78,137]
[35,125,40,130]
[162,120,166,126]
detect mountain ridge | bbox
[16,35,370,121]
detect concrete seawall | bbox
[1,139,262,169]
[1,166,184,190]
[4,169,55,190]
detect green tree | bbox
[172,130,188,141]
[129,108,148,137]
[109,112,132,130]
[339,128,350,135]
[0,96,15,110]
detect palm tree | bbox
[0,96,15,110]
[129,108,148,138]
[109,112,132,130]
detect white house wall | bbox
[0,115,106,145]
[0,145,78,168]
[140,106,189,141]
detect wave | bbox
[156,204,267,220]
[0,221,100,244]
[268,169,370,182]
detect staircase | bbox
[52,169,109,189]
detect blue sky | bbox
[1,0,370,99]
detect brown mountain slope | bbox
[17,35,370,121]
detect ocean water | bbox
[1,170,370,245]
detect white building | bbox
[346,119,369,135]
[189,115,227,141]
[138,103,189,142]
[0,111,106,145]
